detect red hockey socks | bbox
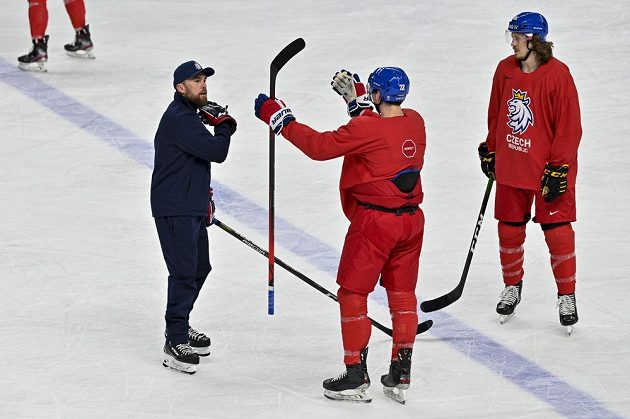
[64,0,86,30]
[498,222,526,285]
[337,287,371,365]
[386,290,417,360]
[28,0,48,39]
[544,224,576,294]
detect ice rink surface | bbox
[1,1,629,418]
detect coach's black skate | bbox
[64,25,95,59]
[497,280,522,324]
[163,340,199,375]
[323,348,371,403]
[17,35,49,72]
[557,293,578,335]
[381,347,412,404]
[188,326,211,356]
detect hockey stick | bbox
[420,177,495,313]
[268,38,306,315]
[213,218,433,337]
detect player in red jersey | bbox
[255,67,426,402]
[478,12,582,334]
[18,0,94,72]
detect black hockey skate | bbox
[381,347,412,404]
[557,293,578,335]
[64,25,95,59]
[163,340,199,375]
[323,348,371,403]
[497,280,522,324]
[17,35,49,72]
[188,326,211,356]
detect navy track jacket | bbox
[151,93,232,217]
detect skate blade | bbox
[18,62,47,72]
[162,357,196,375]
[191,346,211,356]
[383,386,406,404]
[324,389,372,403]
[499,313,514,324]
[66,50,95,59]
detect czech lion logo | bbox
[506,89,534,134]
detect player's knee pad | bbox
[386,290,417,313]
[498,221,526,246]
[337,287,368,318]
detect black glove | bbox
[541,163,569,202]
[199,101,237,135]
[478,142,495,179]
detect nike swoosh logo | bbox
[550,211,559,215]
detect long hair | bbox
[530,35,554,64]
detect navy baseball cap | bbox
[173,60,215,88]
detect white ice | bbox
[1,1,629,418]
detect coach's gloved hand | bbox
[541,163,569,202]
[331,70,372,117]
[206,187,216,227]
[478,142,496,179]
[199,101,237,135]
[254,93,295,135]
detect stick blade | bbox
[271,38,306,74]
[417,319,433,334]
[420,291,460,313]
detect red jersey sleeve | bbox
[281,111,382,161]
[548,70,582,168]
[485,60,508,152]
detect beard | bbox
[182,90,207,108]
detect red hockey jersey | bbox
[485,56,582,190]
[282,108,426,220]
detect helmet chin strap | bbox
[518,41,533,63]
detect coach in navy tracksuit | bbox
[151,60,236,371]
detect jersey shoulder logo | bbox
[506,89,534,134]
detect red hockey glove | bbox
[199,101,237,135]
[331,70,372,117]
[254,93,295,135]
[478,142,496,179]
[206,187,216,226]
[541,163,569,202]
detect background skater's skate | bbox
[17,35,49,72]
[162,340,199,375]
[323,348,371,403]
[64,24,95,59]
[381,348,412,404]
[557,293,578,335]
[497,281,522,324]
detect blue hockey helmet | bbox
[507,12,548,41]
[367,67,409,104]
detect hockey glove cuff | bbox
[254,93,295,135]
[541,163,569,202]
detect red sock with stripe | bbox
[498,222,526,285]
[387,290,417,360]
[337,287,371,365]
[28,0,48,39]
[544,224,576,294]
[64,0,86,30]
